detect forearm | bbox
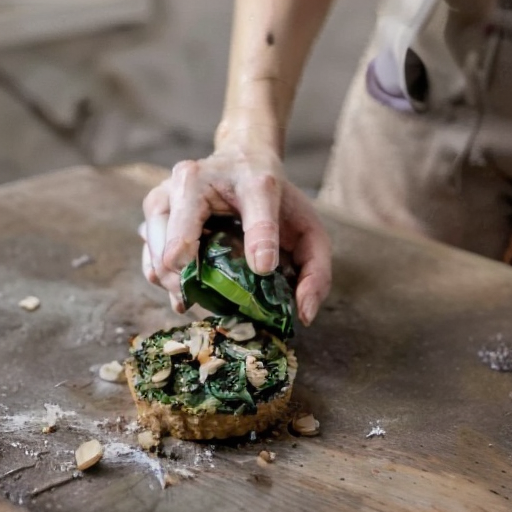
[215,0,334,156]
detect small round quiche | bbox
[125,318,298,440]
[127,219,298,440]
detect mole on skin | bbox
[266,32,275,46]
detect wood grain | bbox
[0,165,511,512]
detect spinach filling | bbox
[130,319,290,416]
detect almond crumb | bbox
[259,450,276,463]
[292,414,320,437]
[138,430,159,450]
[164,473,180,487]
[18,296,40,311]
[42,425,57,434]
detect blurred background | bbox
[0,0,375,194]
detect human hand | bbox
[140,150,332,326]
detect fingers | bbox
[145,214,168,269]
[294,227,332,326]
[238,173,281,275]
[141,242,160,286]
[142,181,171,273]
[139,155,329,323]
[141,239,186,313]
[141,171,193,313]
[142,183,170,216]
[167,281,186,314]
[281,183,332,326]
[162,161,211,272]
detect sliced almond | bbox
[227,322,256,342]
[197,347,213,365]
[151,367,171,383]
[292,414,320,437]
[18,296,41,311]
[163,340,189,356]
[99,361,126,383]
[246,355,268,388]
[186,326,210,359]
[75,439,103,471]
[150,380,168,389]
[138,430,159,450]
[199,357,226,384]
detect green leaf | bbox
[180,226,294,338]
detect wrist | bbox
[216,72,296,157]
[215,108,285,157]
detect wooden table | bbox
[0,165,511,512]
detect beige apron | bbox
[318,0,512,260]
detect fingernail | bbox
[254,248,278,274]
[169,292,186,314]
[148,270,160,285]
[301,296,319,326]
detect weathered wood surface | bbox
[0,165,511,511]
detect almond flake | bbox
[163,340,189,356]
[75,439,103,471]
[197,347,212,365]
[186,327,210,359]
[199,358,226,384]
[227,322,255,342]
[151,367,171,383]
